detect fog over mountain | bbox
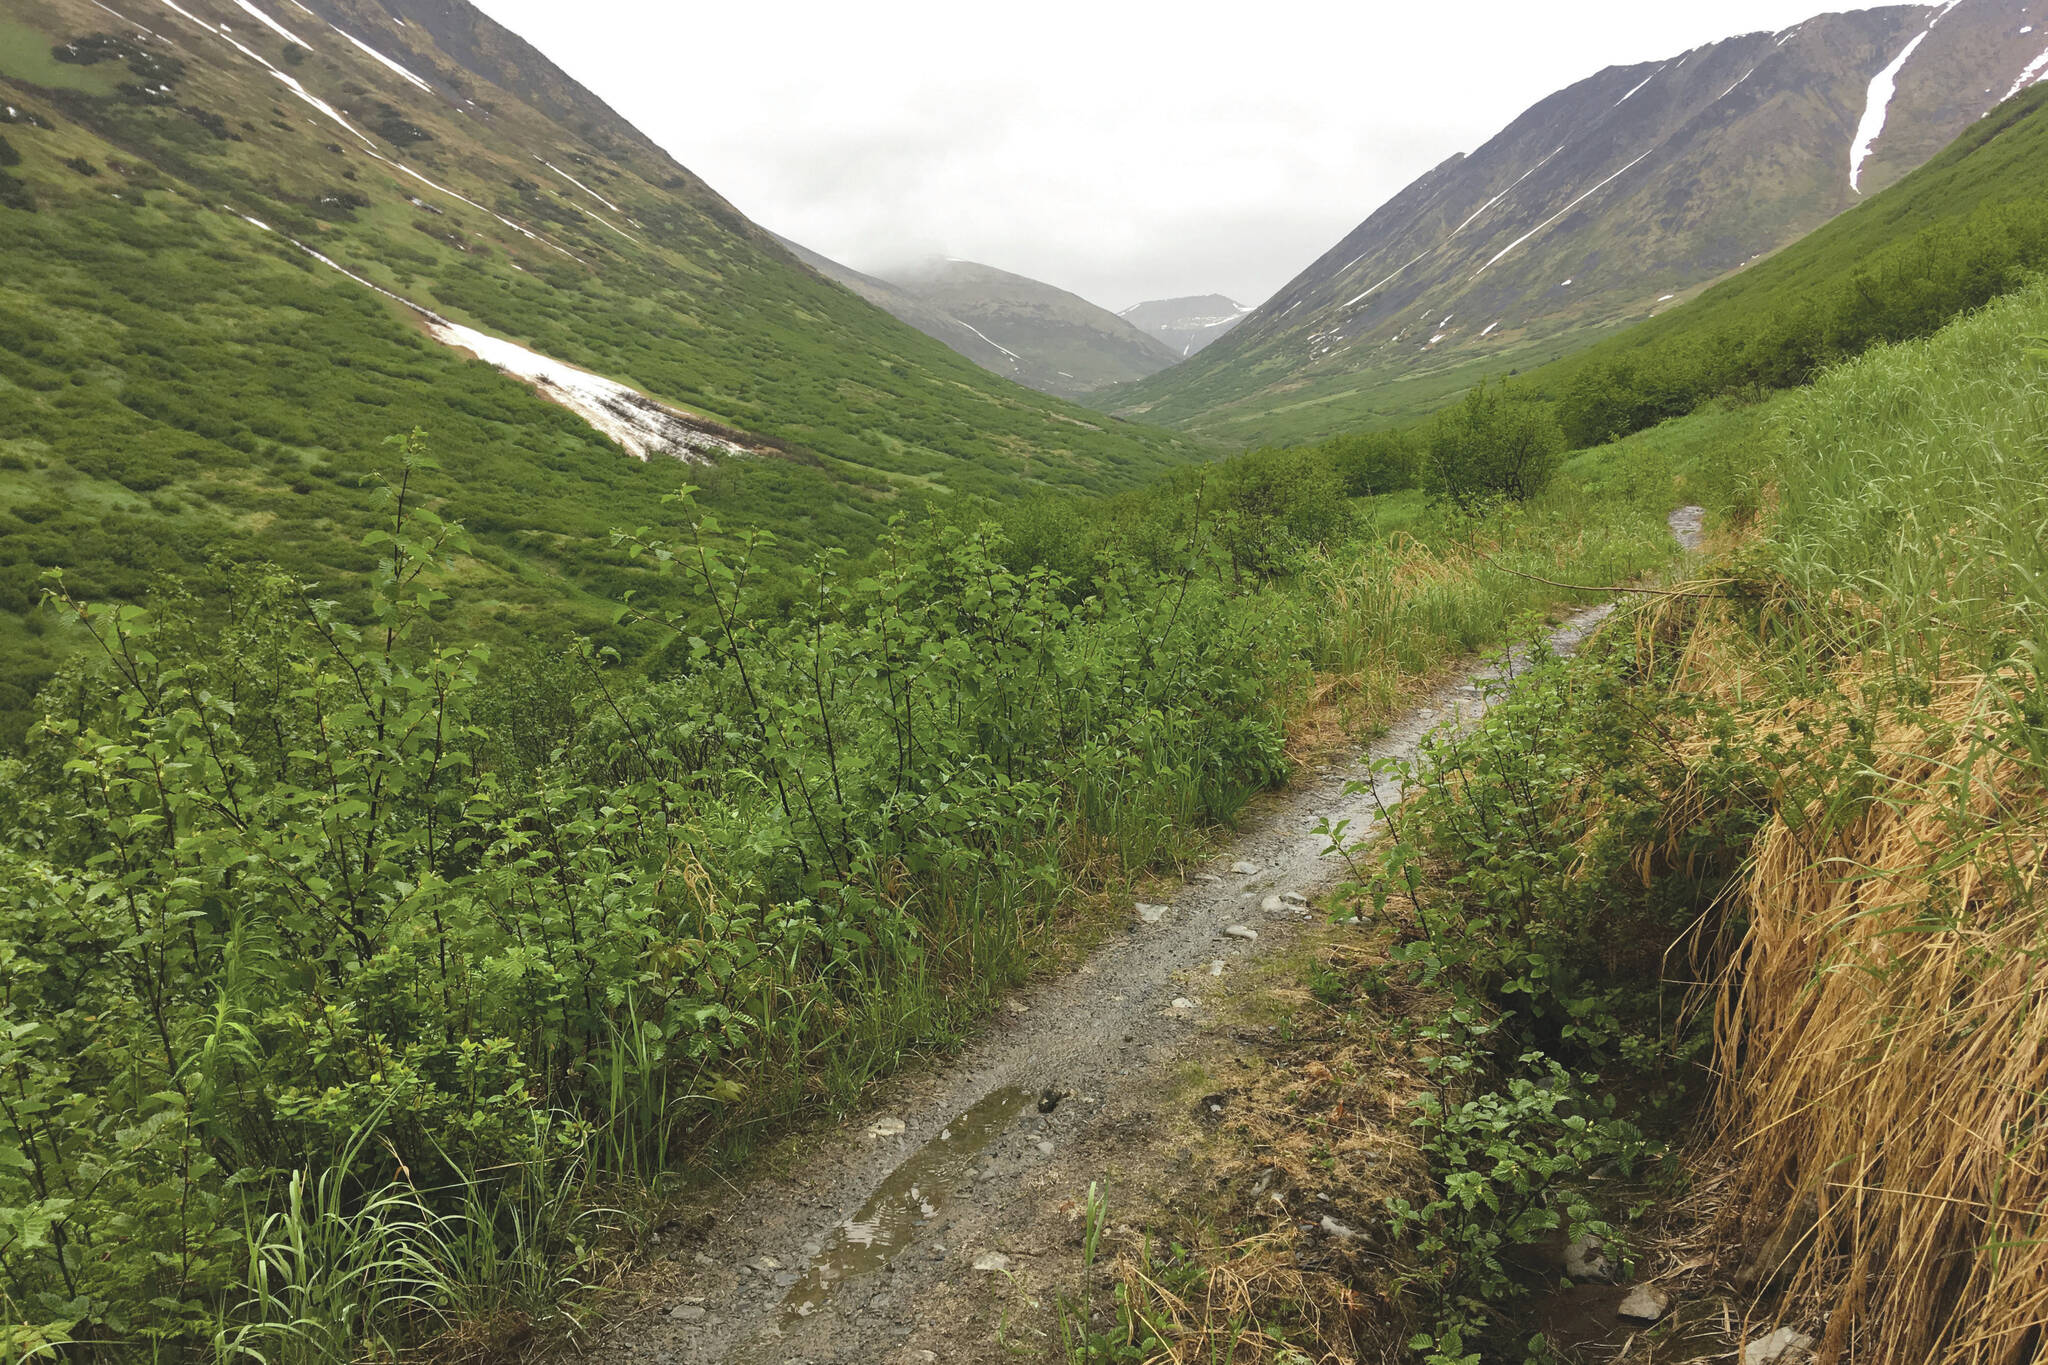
[469,0,1846,309]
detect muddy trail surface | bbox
[587,509,1707,1365]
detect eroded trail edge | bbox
[594,509,1706,1365]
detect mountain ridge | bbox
[1103,0,2047,444]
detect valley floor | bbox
[579,514,1700,1365]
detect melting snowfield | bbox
[425,320,747,462]
[228,212,747,464]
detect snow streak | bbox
[1472,149,1653,278]
[1342,250,1431,309]
[226,210,738,462]
[329,24,434,92]
[539,158,622,212]
[955,320,1021,363]
[1614,65,1663,106]
[229,0,309,48]
[2005,41,2048,99]
[1849,3,1960,192]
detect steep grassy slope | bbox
[876,258,1184,398]
[1104,0,2045,445]
[0,0,1204,741]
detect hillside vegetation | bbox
[1537,82,2048,444]
[0,0,1205,744]
[1380,275,2048,1365]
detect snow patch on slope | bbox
[1613,65,1663,107]
[1447,146,1564,241]
[1343,250,1432,308]
[228,211,741,462]
[156,0,377,146]
[1849,5,1960,193]
[2005,41,2048,98]
[91,0,161,38]
[539,158,622,212]
[955,320,1022,364]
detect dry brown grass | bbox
[1707,654,2048,1364]
[1613,547,2048,1364]
[1093,942,1440,1365]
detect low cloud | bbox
[477,0,1838,311]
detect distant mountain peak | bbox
[783,249,1181,398]
[1119,295,1252,358]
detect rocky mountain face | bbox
[1118,295,1252,359]
[1105,0,2048,444]
[776,239,1034,379]
[852,258,1183,399]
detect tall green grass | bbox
[1761,277,2048,667]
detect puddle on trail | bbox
[781,1085,1032,1317]
[1529,1283,1734,1361]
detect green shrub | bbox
[1323,428,1421,496]
[1425,381,1564,505]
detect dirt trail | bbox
[588,510,1707,1365]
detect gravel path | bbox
[583,509,1706,1365]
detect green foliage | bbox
[1389,1037,1643,1365]
[1212,445,1352,580]
[1322,428,1422,497]
[0,461,1301,1355]
[1425,381,1564,506]
[0,395,1711,1355]
[0,21,1209,742]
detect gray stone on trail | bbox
[1617,1285,1670,1324]
[1261,894,1287,914]
[1281,890,1309,908]
[1319,1215,1362,1241]
[1036,1139,1054,1156]
[1210,959,1225,976]
[1231,860,1263,876]
[972,1251,1010,1272]
[1172,997,1195,1010]
[1223,924,1258,941]
[1192,872,1222,883]
[1136,902,1169,924]
[1742,1327,1817,1365]
[1564,1232,1610,1280]
[867,1117,907,1139]
[668,1304,707,1322]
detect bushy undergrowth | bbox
[0,432,1683,1358]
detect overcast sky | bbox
[471,0,1853,313]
